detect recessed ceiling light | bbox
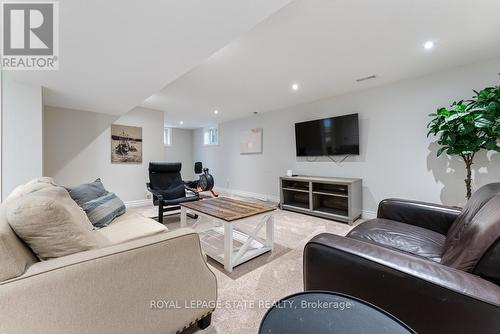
[179,121,184,125]
[291,83,299,91]
[213,110,219,114]
[423,41,435,50]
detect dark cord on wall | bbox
[327,155,350,166]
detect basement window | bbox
[203,127,218,146]
[164,127,172,146]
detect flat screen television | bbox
[295,113,359,156]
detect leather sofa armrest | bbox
[0,229,217,334]
[377,198,462,235]
[304,233,500,334]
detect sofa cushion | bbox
[0,178,58,281]
[441,194,500,272]
[6,186,108,260]
[6,177,58,201]
[66,179,127,228]
[66,178,108,207]
[0,201,38,282]
[347,219,445,262]
[97,211,167,245]
[81,192,126,228]
[444,183,500,251]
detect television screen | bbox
[295,113,359,156]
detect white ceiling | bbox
[140,0,500,128]
[6,0,292,115]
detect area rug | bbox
[132,195,363,333]
[206,242,291,280]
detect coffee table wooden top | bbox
[181,197,276,222]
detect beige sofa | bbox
[0,182,217,334]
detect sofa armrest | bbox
[377,198,462,234]
[304,233,500,334]
[0,229,217,334]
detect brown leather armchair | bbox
[304,183,500,334]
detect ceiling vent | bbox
[356,75,377,82]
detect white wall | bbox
[193,58,500,214]
[164,128,194,180]
[0,71,2,199]
[2,78,43,197]
[44,106,164,202]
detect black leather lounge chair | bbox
[304,183,500,334]
[146,162,199,224]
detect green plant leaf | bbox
[437,146,447,156]
[428,81,499,168]
[485,140,499,150]
[475,118,493,128]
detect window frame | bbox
[164,127,172,146]
[203,126,219,146]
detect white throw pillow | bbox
[6,186,107,260]
[6,177,58,201]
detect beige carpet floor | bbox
[135,197,363,333]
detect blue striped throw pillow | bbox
[81,192,126,229]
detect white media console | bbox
[279,175,362,224]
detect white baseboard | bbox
[215,187,280,203]
[124,199,151,208]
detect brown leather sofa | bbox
[304,183,500,334]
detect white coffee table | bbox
[180,197,276,273]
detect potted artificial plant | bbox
[427,83,499,200]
